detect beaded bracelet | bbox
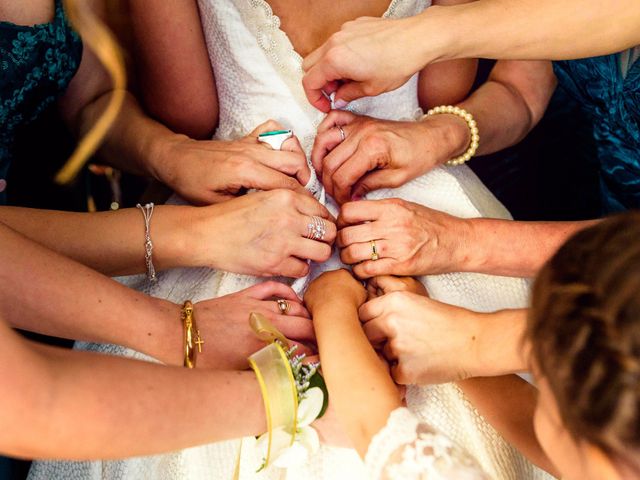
[181,301,204,368]
[423,105,479,166]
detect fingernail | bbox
[334,99,348,109]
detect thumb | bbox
[334,81,370,108]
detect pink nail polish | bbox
[334,99,348,109]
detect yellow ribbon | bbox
[234,313,299,478]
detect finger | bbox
[299,215,337,244]
[382,341,398,361]
[337,223,377,248]
[391,364,410,385]
[259,148,311,186]
[277,257,311,278]
[340,239,391,265]
[366,280,379,300]
[337,200,384,228]
[353,258,397,279]
[292,238,333,263]
[247,163,311,195]
[372,275,409,294]
[281,135,304,154]
[316,110,357,134]
[322,136,359,198]
[294,194,332,219]
[272,316,316,342]
[301,63,336,112]
[331,148,378,205]
[248,281,302,302]
[361,317,391,344]
[358,296,386,322]
[289,341,315,359]
[250,119,286,137]
[265,299,310,319]
[311,127,345,174]
[335,80,371,106]
[351,169,405,200]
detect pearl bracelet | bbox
[423,105,479,166]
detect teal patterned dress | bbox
[0,0,82,204]
[554,48,640,213]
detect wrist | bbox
[475,309,529,376]
[148,205,194,270]
[418,114,471,167]
[147,132,190,184]
[136,297,183,366]
[455,217,489,273]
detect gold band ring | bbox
[370,240,379,261]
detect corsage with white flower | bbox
[248,312,328,471]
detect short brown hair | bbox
[529,212,640,471]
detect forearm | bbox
[1,330,264,460]
[0,205,199,276]
[420,1,640,63]
[0,222,183,365]
[457,375,558,476]
[466,218,599,277]
[77,90,182,180]
[312,298,401,457]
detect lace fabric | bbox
[366,408,490,480]
[31,1,552,478]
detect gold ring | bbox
[370,240,379,261]
[276,299,290,315]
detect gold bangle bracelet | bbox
[181,300,204,368]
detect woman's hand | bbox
[304,269,367,313]
[311,111,468,204]
[302,16,429,112]
[187,189,336,278]
[152,120,312,205]
[337,199,474,278]
[359,291,483,384]
[193,282,315,369]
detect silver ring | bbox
[306,216,327,241]
[257,129,293,150]
[336,125,346,142]
[276,299,290,315]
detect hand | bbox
[366,275,428,300]
[302,16,428,112]
[152,120,311,205]
[194,282,315,369]
[337,198,474,278]
[359,291,483,384]
[312,111,467,204]
[304,269,366,313]
[189,189,336,278]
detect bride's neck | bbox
[265,0,392,57]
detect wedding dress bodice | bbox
[30,1,553,479]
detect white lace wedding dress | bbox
[29,1,553,479]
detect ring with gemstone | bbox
[257,129,293,150]
[306,216,326,241]
[370,240,379,261]
[276,299,291,315]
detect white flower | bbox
[255,387,324,469]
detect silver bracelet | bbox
[136,202,157,282]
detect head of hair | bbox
[529,211,640,472]
[56,0,126,184]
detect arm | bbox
[305,270,402,458]
[0,319,265,460]
[457,376,559,476]
[302,0,640,109]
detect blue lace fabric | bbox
[554,52,640,213]
[0,0,82,204]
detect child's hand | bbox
[305,269,367,312]
[367,275,428,299]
